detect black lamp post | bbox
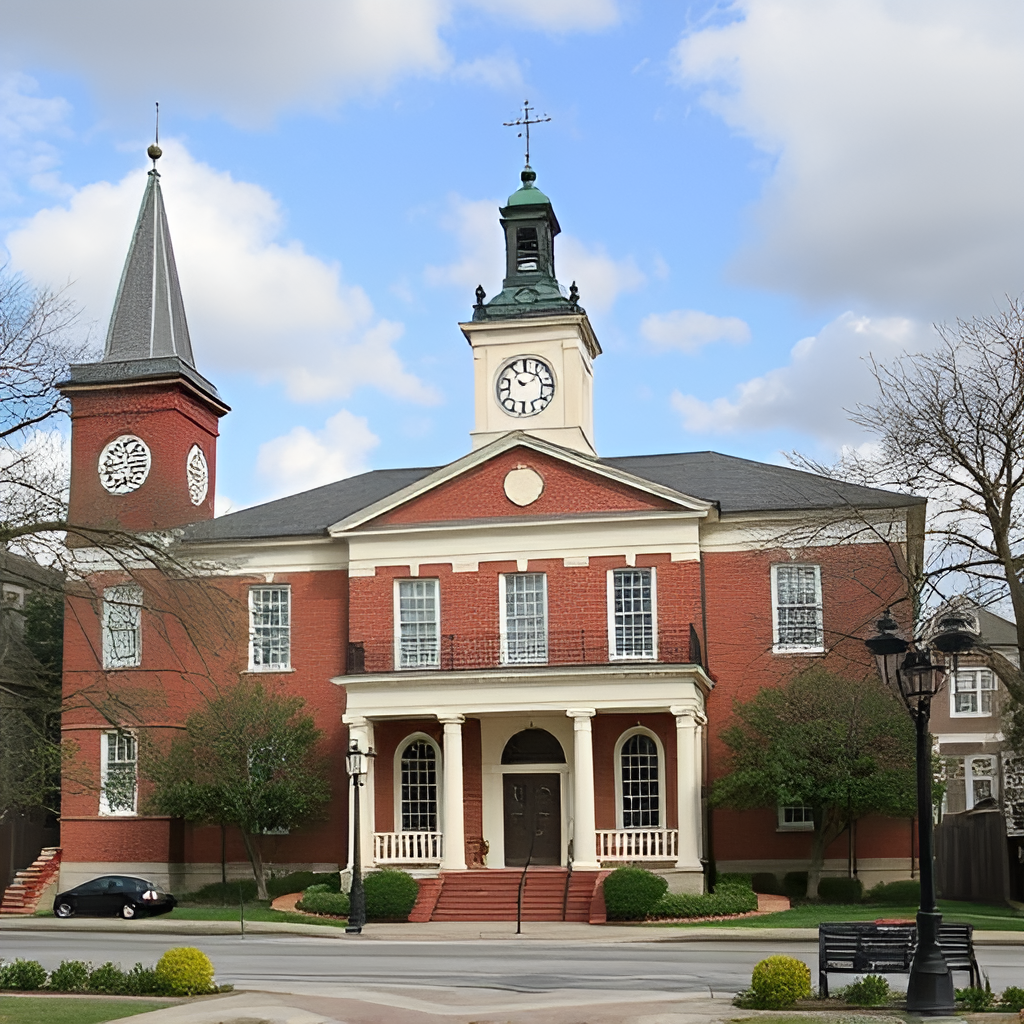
[865,610,977,1015]
[345,741,375,934]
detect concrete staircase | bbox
[425,867,607,923]
[0,847,62,916]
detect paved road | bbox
[1,931,1021,994]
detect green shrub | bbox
[817,877,863,904]
[87,962,128,994]
[867,879,920,905]
[296,890,350,916]
[123,963,171,996]
[602,866,669,921]
[155,947,216,996]
[751,872,783,895]
[957,985,995,1012]
[1001,986,1024,1012]
[782,871,808,900]
[749,955,811,1009]
[837,974,891,1006]
[48,960,90,992]
[267,871,340,897]
[185,879,259,904]
[652,881,758,919]
[364,869,420,922]
[301,882,333,895]
[0,959,48,991]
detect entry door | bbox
[503,773,561,866]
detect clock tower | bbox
[460,166,601,456]
[61,147,229,537]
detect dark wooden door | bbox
[503,773,560,866]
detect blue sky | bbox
[4,1,1024,513]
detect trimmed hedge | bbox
[185,870,341,904]
[782,871,808,900]
[817,877,863,904]
[867,879,920,905]
[602,867,669,921]
[749,955,811,1009]
[296,890,350,916]
[652,883,758,919]
[0,959,48,991]
[751,872,784,895]
[364,869,420,922]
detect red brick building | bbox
[58,156,926,900]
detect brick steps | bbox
[428,868,604,922]
[0,847,62,916]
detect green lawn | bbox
[661,900,1024,930]
[0,996,172,1024]
[165,905,347,927]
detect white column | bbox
[671,705,703,871]
[440,715,467,870]
[567,709,600,869]
[346,718,375,871]
[693,713,705,859]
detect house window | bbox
[249,587,290,670]
[399,738,439,831]
[620,733,660,828]
[100,731,137,815]
[396,579,439,669]
[778,805,814,831]
[608,568,656,660]
[771,564,823,652]
[968,756,997,806]
[952,669,996,716]
[102,586,142,669]
[501,573,547,664]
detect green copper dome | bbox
[506,166,551,207]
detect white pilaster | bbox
[346,718,375,871]
[670,705,703,872]
[440,715,467,870]
[567,708,599,869]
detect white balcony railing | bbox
[596,829,679,861]
[374,831,443,864]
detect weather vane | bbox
[503,99,551,167]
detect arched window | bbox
[400,738,438,831]
[620,733,660,828]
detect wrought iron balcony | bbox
[346,625,704,675]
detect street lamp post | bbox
[865,610,977,1015]
[345,741,375,934]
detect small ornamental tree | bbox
[712,666,916,897]
[144,679,331,898]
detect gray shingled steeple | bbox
[104,167,195,365]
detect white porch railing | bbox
[596,829,679,861]
[373,832,443,864]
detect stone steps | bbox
[0,847,62,916]
[428,868,606,922]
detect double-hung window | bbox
[396,579,439,669]
[777,805,814,831]
[100,730,137,815]
[500,573,548,664]
[771,564,823,652]
[609,568,656,660]
[400,738,439,831]
[249,586,291,670]
[620,733,660,828]
[102,586,142,669]
[952,668,996,716]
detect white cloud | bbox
[5,140,439,406]
[452,53,524,91]
[671,311,933,444]
[0,73,72,207]
[641,309,750,352]
[556,236,645,314]
[673,1,1024,315]
[256,408,379,499]
[0,1,619,124]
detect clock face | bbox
[496,357,555,418]
[186,444,209,506]
[97,435,151,495]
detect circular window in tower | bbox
[97,435,151,495]
[186,445,209,506]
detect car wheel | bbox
[120,902,137,919]
[55,901,73,918]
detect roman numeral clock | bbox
[496,357,555,417]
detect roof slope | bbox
[186,449,921,544]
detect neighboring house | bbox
[56,154,927,901]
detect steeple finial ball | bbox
[521,165,536,187]
[148,144,162,161]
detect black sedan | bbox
[53,875,177,919]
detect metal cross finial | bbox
[503,99,551,167]
[147,102,163,168]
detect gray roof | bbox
[186,449,922,544]
[975,605,1019,647]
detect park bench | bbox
[818,922,980,997]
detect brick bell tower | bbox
[61,144,229,536]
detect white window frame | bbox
[777,805,815,832]
[394,579,440,670]
[499,572,548,665]
[102,585,143,669]
[950,668,997,718]
[393,733,443,833]
[965,755,998,809]
[613,726,665,830]
[607,567,658,661]
[248,586,291,671]
[99,730,138,816]
[771,564,824,653]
